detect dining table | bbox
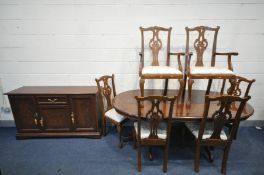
[113,89,254,122]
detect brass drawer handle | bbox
[40,117,44,127]
[71,112,75,125]
[33,112,38,126]
[48,98,58,103]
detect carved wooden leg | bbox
[117,124,123,148]
[163,145,169,173]
[132,128,137,149]
[206,79,213,95]
[221,144,231,174]
[138,143,142,172]
[220,79,226,95]
[163,79,169,96]
[188,78,194,104]
[139,78,145,97]
[194,143,201,172]
[178,79,185,103]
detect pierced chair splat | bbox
[95,74,128,148]
[139,26,185,98]
[133,95,177,172]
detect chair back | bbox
[95,74,116,113]
[135,95,176,143]
[198,95,250,145]
[185,26,220,67]
[140,26,172,67]
[227,76,256,97]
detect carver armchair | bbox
[139,26,185,98]
[184,26,238,103]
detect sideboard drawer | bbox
[36,96,68,105]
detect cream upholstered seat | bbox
[105,108,126,123]
[134,121,167,139]
[139,26,185,97]
[191,66,234,76]
[186,122,227,140]
[142,66,182,75]
[95,74,128,148]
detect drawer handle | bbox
[33,112,38,126]
[40,117,44,127]
[48,98,58,103]
[71,112,75,125]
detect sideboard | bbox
[5,86,101,139]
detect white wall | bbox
[0,0,263,120]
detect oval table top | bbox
[113,89,254,122]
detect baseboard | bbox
[1,120,264,127]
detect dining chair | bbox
[223,76,255,139]
[139,26,185,98]
[186,95,251,174]
[133,95,177,172]
[184,26,238,103]
[226,76,256,97]
[95,74,128,148]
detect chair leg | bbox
[220,79,226,95]
[139,78,145,97]
[206,79,213,95]
[138,144,142,172]
[178,79,185,103]
[194,143,201,172]
[163,79,168,96]
[221,144,231,174]
[188,78,194,103]
[163,145,169,173]
[132,128,137,149]
[117,124,123,148]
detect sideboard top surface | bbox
[5,86,98,95]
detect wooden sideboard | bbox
[5,86,101,139]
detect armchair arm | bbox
[169,52,185,72]
[213,52,238,71]
[185,52,193,75]
[139,52,143,76]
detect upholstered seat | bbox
[186,122,227,140]
[105,108,126,123]
[134,121,167,139]
[142,66,182,75]
[191,66,234,76]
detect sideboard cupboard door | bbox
[69,95,98,132]
[37,105,72,132]
[8,96,40,132]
